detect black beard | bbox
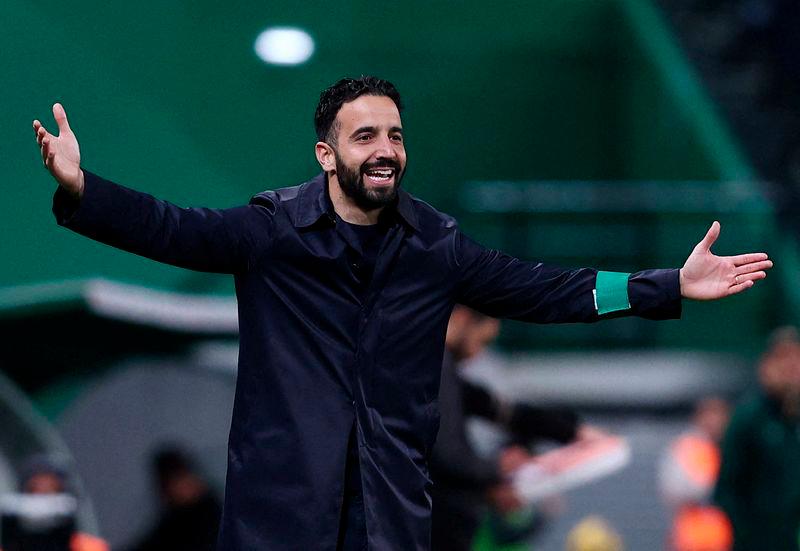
[334,151,403,211]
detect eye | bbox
[391,134,403,143]
[355,134,372,142]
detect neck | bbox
[328,174,382,225]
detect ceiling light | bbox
[254,27,315,66]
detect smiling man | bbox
[315,89,406,216]
[34,76,772,551]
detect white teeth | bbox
[367,169,393,176]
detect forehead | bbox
[335,95,402,133]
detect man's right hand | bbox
[33,103,84,198]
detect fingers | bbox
[34,122,47,145]
[729,271,767,297]
[33,118,55,168]
[696,221,721,252]
[728,264,769,296]
[37,126,51,146]
[730,252,769,265]
[53,102,72,133]
[736,259,773,275]
[34,121,55,168]
[728,279,755,295]
[733,271,767,286]
[41,136,52,167]
[39,130,57,168]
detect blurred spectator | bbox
[565,515,624,551]
[20,460,69,495]
[713,327,800,551]
[127,447,221,551]
[1,456,108,551]
[430,306,600,551]
[658,397,733,551]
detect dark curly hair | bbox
[314,76,403,145]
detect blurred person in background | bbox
[565,516,624,551]
[34,74,773,550]
[127,447,221,551]
[658,397,733,551]
[0,456,108,551]
[713,327,800,551]
[431,305,603,551]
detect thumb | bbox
[52,103,72,134]
[696,221,720,252]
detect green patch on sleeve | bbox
[594,271,631,315]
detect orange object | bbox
[0,532,108,551]
[672,505,732,551]
[671,434,720,489]
[71,532,110,551]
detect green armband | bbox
[594,271,631,315]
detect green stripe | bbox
[620,0,755,180]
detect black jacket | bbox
[54,171,681,550]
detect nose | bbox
[375,134,398,159]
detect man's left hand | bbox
[680,221,772,300]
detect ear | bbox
[315,141,336,172]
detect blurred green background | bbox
[4,1,796,549]
[2,0,788,359]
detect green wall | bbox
[4,0,741,291]
[3,0,776,354]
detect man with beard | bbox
[33,76,772,551]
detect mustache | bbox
[360,159,402,173]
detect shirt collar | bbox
[293,173,420,232]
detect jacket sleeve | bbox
[461,381,579,444]
[453,230,681,322]
[506,404,579,444]
[52,170,277,274]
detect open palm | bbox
[680,221,772,300]
[33,103,83,196]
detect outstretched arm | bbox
[454,220,772,323]
[33,104,275,274]
[679,221,772,299]
[454,231,682,323]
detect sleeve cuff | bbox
[628,268,682,320]
[52,185,82,225]
[52,170,97,227]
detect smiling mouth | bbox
[364,168,396,185]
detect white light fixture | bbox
[254,27,315,66]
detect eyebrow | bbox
[349,126,404,139]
